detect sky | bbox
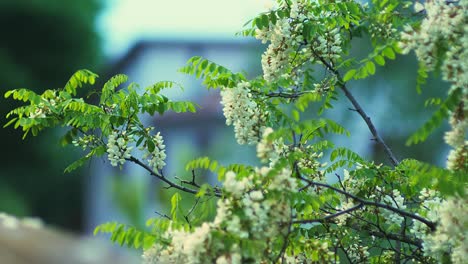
[98,0,276,56]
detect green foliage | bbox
[93,222,156,249]
[179,56,246,89]
[326,147,365,172]
[4,70,200,173]
[185,156,252,181]
[64,145,106,173]
[407,88,462,145]
[398,159,466,196]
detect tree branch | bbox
[127,156,221,197]
[298,176,436,231]
[293,203,364,224]
[311,47,400,166]
[339,84,400,166]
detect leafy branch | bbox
[127,156,221,198]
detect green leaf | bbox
[170,192,183,221]
[292,109,300,121]
[343,69,357,82]
[366,61,376,75]
[382,47,395,60]
[93,221,152,249]
[406,89,462,145]
[374,55,385,66]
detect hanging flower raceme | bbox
[143,132,167,172]
[106,130,133,167]
[256,17,293,83]
[256,127,286,166]
[315,27,342,62]
[423,196,468,264]
[400,0,468,92]
[445,107,467,171]
[220,81,267,145]
[142,167,298,263]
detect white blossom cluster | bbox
[345,237,370,262]
[400,1,467,171]
[368,21,397,40]
[256,127,286,165]
[445,112,467,170]
[285,240,335,263]
[315,28,342,62]
[255,0,346,85]
[296,148,327,182]
[142,132,167,171]
[400,0,468,92]
[256,17,294,83]
[220,81,267,145]
[106,131,133,167]
[72,135,97,150]
[423,196,467,264]
[410,189,442,240]
[142,223,213,264]
[330,229,370,262]
[223,171,251,198]
[381,189,407,225]
[28,92,60,119]
[142,167,298,263]
[335,200,356,226]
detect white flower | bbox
[223,171,249,197]
[256,127,286,165]
[256,17,294,83]
[220,82,267,145]
[145,132,166,171]
[414,2,425,13]
[400,0,467,91]
[315,28,342,61]
[249,190,264,201]
[382,189,406,225]
[268,168,297,192]
[106,131,133,167]
[423,196,467,263]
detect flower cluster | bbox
[220,81,267,145]
[72,135,98,150]
[400,0,468,92]
[28,91,60,119]
[423,196,467,264]
[142,223,213,264]
[106,131,133,167]
[445,106,467,170]
[256,17,295,83]
[143,132,167,172]
[410,189,442,240]
[315,28,342,62]
[256,127,286,165]
[382,189,406,225]
[142,167,298,263]
[255,0,346,85]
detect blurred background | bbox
[0,0,450,246]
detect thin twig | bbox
[298,176,436,231]
[339,84,399,166]
[293,203,364,224]
[154,211,172,220]
[311,47,400,166]
[127,156,221,197]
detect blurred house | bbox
[85,39,264,233]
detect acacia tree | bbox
[4,0,466,263]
